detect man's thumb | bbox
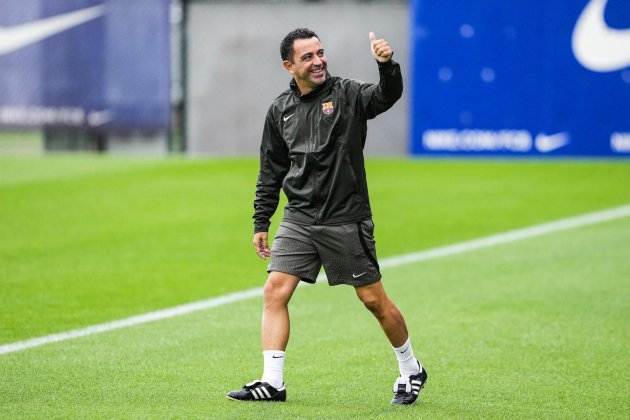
[369,32,376,43]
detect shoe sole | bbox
[225,395,286,402]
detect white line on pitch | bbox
[1,204,629,356]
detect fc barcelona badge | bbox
[322,101,334,115]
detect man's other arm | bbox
[252,107,290,258]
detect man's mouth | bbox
[311,67,325,77]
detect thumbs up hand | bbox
[369,32,393,63]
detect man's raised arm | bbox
[358,32,403,119]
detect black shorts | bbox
[267,219,381,286]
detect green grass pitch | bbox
[0,155,629,418]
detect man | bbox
[227,28,427,405]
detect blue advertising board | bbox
[0,0,170,130]
[410,0,630,157]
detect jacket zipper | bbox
[311,102,322,224]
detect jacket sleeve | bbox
[253,108,290,233]
[357,59,403,119]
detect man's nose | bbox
[313,55,322,66]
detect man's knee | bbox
[263,272,298,307]
[356,290,387,316]
[360,294,384,314]
[356,281,398,317]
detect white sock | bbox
[393,337,421,377]
[261,350,285,389]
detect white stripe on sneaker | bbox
[261,387,271,398]
[252,388,260,399]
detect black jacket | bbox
[253,60,403,233]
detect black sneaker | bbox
[226,380,286,402]
[391,364,428,405]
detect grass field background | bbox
[1,151,629,417]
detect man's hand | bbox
[369,32,393,63]
[253,232,271,259]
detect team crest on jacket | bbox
[322,101,334,115]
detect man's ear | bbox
[282,60,294,74]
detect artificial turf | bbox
[1,212,628,418]
[1,156,629,344]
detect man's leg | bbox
[260,271,300,389]
[262,271,301,350]
[226,271,300,402]
[354,279,409,347]
[355,280,427,405]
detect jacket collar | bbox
[289,73,333,101]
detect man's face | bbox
[283,37,328,91]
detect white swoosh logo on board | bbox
[572,0,630,72]
[0,5,105,57]
[535,132,570,153]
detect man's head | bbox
[280,28,327,93]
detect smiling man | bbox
[226,28,427,405]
